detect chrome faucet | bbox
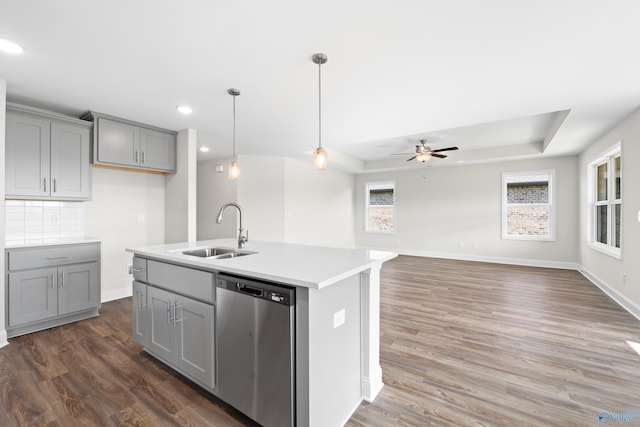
[216,202,248,249]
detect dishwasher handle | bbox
[237,283,263,297]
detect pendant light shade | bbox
[228,88,240,179]
[312,53,328,170]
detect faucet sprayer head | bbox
[215,212,223,224]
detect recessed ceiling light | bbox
[0,39,24,54]
[177,105,192,114]
[199,146,210,153]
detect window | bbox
[589,143,622,257]
[502,170,555,241]
[365,181,395,233]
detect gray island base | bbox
[126,239,396,427]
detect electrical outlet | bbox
[473,242,479,249]
[127,264,133,275]
[459,241,464,248]
[623,273,627,284]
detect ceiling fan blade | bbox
[406,156,417,161]
[431,153,447,158]
[430,146,458,153]
[391,152,414,156]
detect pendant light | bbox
[228,88,241,179]
[312,53,328,170]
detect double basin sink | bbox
[181,247,255,260]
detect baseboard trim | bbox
[362,372,384,403]
[393,248,579,271]
[579,267,640,322]
[101,287,133,303]
[0,329,8,348]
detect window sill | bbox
[502,234,556,242]
[365,230,396,235]
[588,242,621,260]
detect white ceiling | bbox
[2,1,639,173]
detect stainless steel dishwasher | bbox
[216,273,295,427]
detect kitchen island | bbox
[126,239,396,427]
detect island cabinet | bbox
[82,111,177,173]
[5,103,92,200]
[132,257,216,389]
[5,242,101,338]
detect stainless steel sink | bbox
[182,247,255,259]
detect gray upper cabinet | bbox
[5,104,91,200]
[84,111,177,173]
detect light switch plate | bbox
[333,309,346,328]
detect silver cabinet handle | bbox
[51,273,55,289]
[137,291,147,309]
[60,272,65,287]
[132,267,146,272]
[43,178,47,192]
[166,301,172,325]
[46,256,68,260]
[53,178,57,193]
[141,151,145,164]
[173,304,183,326]
[135,150,139,163]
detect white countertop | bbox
[126,239,397,289]
[5,236,102,249]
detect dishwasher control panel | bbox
[216,274,295,306]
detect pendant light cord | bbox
[318,61,322,149]
[232,94,237,162]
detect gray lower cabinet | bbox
[83,112,177,173]
[5,103,92,200]
[133,259,215,389]
[6,242,101,338]
[133,280,148,346]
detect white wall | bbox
[84,167,165,301]
[0,78,7,347]
[284,158,355,248]
[579,107,640,316]
[197,155,355,248]
[196,158,238,240]
[355,156,579,266]
[165,129,197,243]
[237,155,286,242]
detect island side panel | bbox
[305,274,362,427]
[361,264,384,401]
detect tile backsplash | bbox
[5,200,84,245]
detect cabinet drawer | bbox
[8,243,100,271]
[147,260,215,303]
[132,257,147,282]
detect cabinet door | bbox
[147,286,177,364]
[5,113,51,197]
[175,296,215,388]
[132,281,148,347]
[96,118,140,167]
[50,121,91,199]
[58,262,100,316]
[140,128,176,171]
[8,267,58,326]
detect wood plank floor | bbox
[1,255,640,426]
[348,256,640,426]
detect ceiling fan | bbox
[401,140,459,162]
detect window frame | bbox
[365,181,396,234]
[501,169,556,241]
[588,142,622,259]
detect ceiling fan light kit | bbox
[404,139,459,163]
[312,53,328,170]
[228,88,241,180]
